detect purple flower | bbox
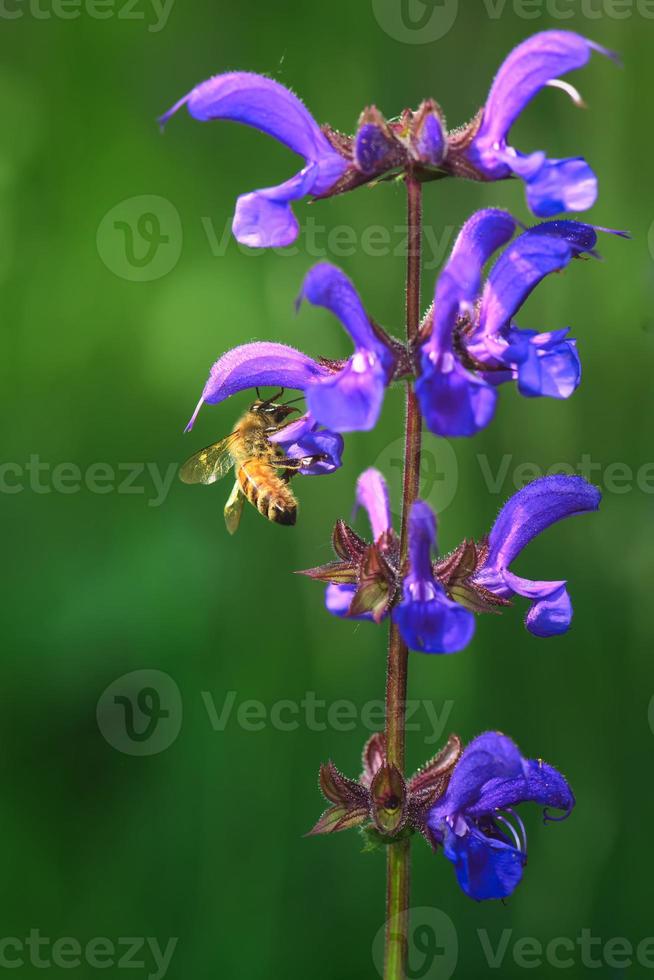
[185,263,396,435]
[269,413,343,476]
[297,263,396,432]
[324,468,395,624]
[472,475,601,637]
[320,471,475,654]
[462,31,616,217]
[392,502,475,655]
[160,73,349,248]
[308,473,600,647]
[427,731,574,901]
[416,209,625,437]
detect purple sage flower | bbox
[471,474,601,637]
[269,413,343,476]
[160,73,349,248]
[185,263,396,435]
[320,471,476,654]
[461,31,616,216]
[416,209,626,437]
[304,472,600,648]
[393,502,476,655]
[160,33,616,252]
[427,731,574,901]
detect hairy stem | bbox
[384,172,423,980]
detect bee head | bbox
[251,399,301,425]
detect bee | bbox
[179,390,324,534]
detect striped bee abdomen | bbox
[237,460,297,526]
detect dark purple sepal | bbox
[435,539,512,615]
[347,544,396,623]
[361,732,387,789]
[355,106,407,177]
[296,561,359,585]
[306,805,369,836]
[309,732,462,844]
[409,99,447,168]
[333,519,368,563]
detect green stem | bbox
[383,172,423,980]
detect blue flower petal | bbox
[306,354,387,433]
[298,262,394,366]
[443,825,526,901]
[465,755,575,817]
[483,475,601,572]
[431,733,526,819]
[417,354,498,438]
[324,583,375,622]
[505,328,581,400]
[517,155,598,217]
[475,32,610,150]
[393,502,475,654]
[270,414,344,475]
[354,469,391,540]
[393,594,475,655]
[479,223,596,337]
[417,210,515,437]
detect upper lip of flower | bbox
[427,731,575,900]
[159,71,350,249]
[457,30,619,216]
[184,263,399,436]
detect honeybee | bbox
[179,390,324,534]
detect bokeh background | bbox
[1,2,653,977]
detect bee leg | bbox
[273,454,330,470]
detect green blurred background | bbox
[1,1,653,977]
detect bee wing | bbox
[224,479,245,535]
[179,434,238,485]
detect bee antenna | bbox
[256,387,261,400]
[283,396,305,407]
[261,387,285,407]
